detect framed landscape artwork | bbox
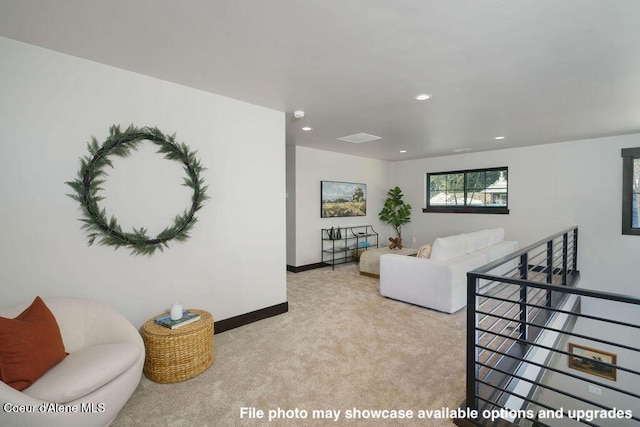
[568,343,617,381]
[321,181,367,218]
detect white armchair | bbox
[0,297,144,427]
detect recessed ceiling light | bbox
[495,136,505,140]
[399,150,407,153]
[453,148,471,153]
[302,126,313,131]
[414,93,432,101]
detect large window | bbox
[621,148,640,235]
[424,167,509,214]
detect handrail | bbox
[459,226,640,427]
[470,226,578,275]
[471,273,640,305]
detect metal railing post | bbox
[562,232,569,286]
[519,253,528,340]
[572,228,579,272]
[546,240,553,307]
[466,273,479,412]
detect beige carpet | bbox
[112,263,467,426]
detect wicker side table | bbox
[142,309,214,383]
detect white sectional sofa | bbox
[380,228,518,313]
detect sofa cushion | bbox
[487,228,505,246]
[0,296,67,391]
[23,343,142,403]
[476,240,518,263]
[464,229,491,253]
[430,233,468,261]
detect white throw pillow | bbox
[430,234,468,261]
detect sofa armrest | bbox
[380,253,486,313]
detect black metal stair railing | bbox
[460,226,640,427]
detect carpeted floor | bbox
[112,263,467,426]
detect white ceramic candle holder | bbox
[170,303,183,320]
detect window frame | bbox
[621,147,640,235]
[423,166,509,214]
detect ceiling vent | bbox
[336,133,383,144]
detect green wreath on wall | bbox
[66,124,208,256]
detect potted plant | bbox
[378,186,412,249]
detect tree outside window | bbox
[424,167,508,214]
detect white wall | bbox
[288,146,391,267]
[0,37,286,328]
[390,134,640,297]
[288,134,640,296]
[286,146,297,265]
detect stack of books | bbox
[154,310,201,329]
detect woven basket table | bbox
[142,309,214,383]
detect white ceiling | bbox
[1,0,639,161]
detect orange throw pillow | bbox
[0,296,67,390]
